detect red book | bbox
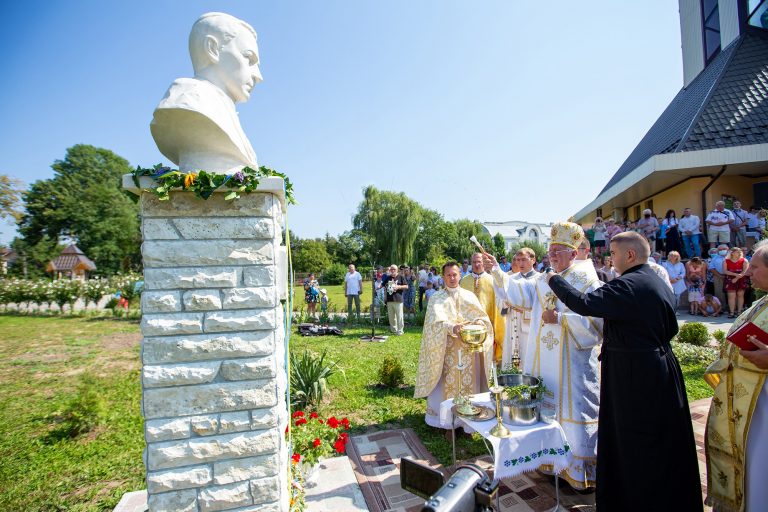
[726,321,766,351]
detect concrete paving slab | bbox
[306,455,368,511]
[113,490,147,512]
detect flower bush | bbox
[288,410,351,469]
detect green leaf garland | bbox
[132,164,296,204]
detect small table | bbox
[440,393,572,510]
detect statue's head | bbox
[189,12,262,103]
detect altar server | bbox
[546,230,702,512]
[484,222,603,491]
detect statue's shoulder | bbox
[157,78,226,113]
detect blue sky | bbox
[0,1,683,244]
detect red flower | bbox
[318,419,324,424]
[327,416,340,429]
[292,411,305,418]
[313,438,322,448]
[339,432,349,442]
[333,439,346,454]
[295,418,307,426]
[285,425,289,434]
[292,453,301,464]
[341,417,350,429]
[309,412,319,419]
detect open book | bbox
[726,321,765,351]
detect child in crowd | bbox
[320,289,328,314]
[699,294,722,317]
[424,281,435,305]
[688,277,703,315]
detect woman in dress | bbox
[592,217,607,256]
[663,251,686,311]
[303,273,320,318]
[662,210,682,257]
[722,247,750,318]
[685,257,707,315]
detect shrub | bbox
[378,356,405,388]
[676,322,710,347]
[45,374,105,441]
[712,329,728,354]
[321,263,347,285]
[290,349,339,410]
[671,341,718,365]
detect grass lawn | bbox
[0,314,715,510]
[291,284,380,313]
[0,314,143,511]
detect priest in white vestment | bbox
[484,222,603,491]
[494,247,538,369]
[415,262,494,429]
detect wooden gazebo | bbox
[46,244,96,280]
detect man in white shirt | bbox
[747,205,761,250]
[460,259,471,278]
[344,264,363,320]
[706,201,734,249]
[679,207,702,258]
[418,265,428,311]
[730,200,749,248]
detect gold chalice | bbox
[459,324,487,353]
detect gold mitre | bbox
[549,221,585,250]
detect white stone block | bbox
[142,192,273,218]
[220,357,275,381]
[251,409,277,430]
[142,331,274,364]
[183,290,223,311]
[147,430,278,470]
[242,266,275,287]
[145,417,191,442]
[141,313,203,336]
[146,489,197,512]
[141,291,182,313]
[147,465,212,493]
[191,415,220,436]
[250,476,280,505]
[212,454,278,485]
[143,240,273,267]
[145,267,239,289]
[172,217,273,240]
[224,503,281,512]
[219,411,252,434]
[143,218,181,240]
[221,287,276,309]
[143,380,277,419]
[204,309,276,333]
[199,481,252,512]
[143,362,220,388]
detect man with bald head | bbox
[545,231,702,511]
[460,252,505,362]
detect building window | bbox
[702,0,721,64]
[596,208,603,219]
[634,205,641,221]
[747,0,768,29]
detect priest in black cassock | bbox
[544,231,702,512]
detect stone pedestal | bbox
[124,176,289,512]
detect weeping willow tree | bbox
[353,186,423,265]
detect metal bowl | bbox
[497,374,541,398]
[459,324,487,352]
[501,398,541,426]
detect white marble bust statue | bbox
[151,12,262,173]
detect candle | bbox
[492,364,499,388]
[458,349,462,365]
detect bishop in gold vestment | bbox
[460,253,505,362]
[705,294,768,512]
[415,262,494,429]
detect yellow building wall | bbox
[579,176,768,227]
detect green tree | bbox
[353,186,422,265]
[17,145,140,275]
[292,239,332,273]
[508,240,548,262]
[447,219,493,261]
[414,209,454,265]
[492,233,507,257]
